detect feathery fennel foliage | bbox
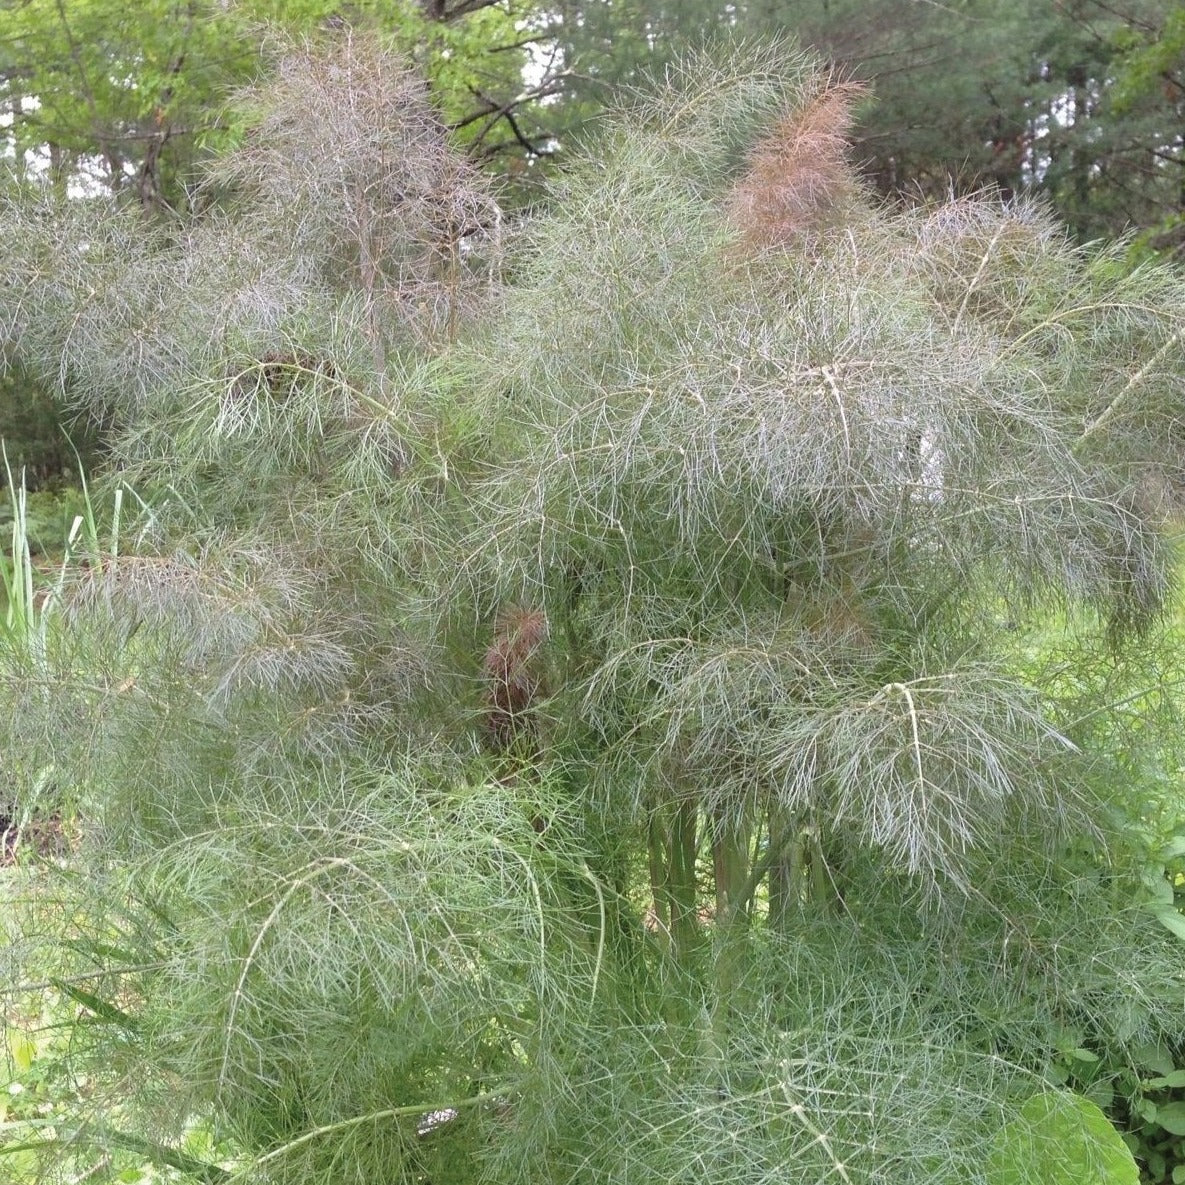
[1,34,1183,1185]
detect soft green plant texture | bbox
[0,34,1184,1185]
[989,1092,1140,1185]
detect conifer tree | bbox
[2,34,1184,1185]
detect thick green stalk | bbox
[767,806,796,933]
[710,811,754,1057]
[667,799,700,961]
[807,827,833,910]
[647,811,671,948]
[712,810,751,927]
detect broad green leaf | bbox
[1143,870,1175,904]
[1134,1043,1176,1076]
[1136,1097,1159,1124]
[6,1030,35,1074]
[1147,1071,1185,1089]
[987,1092,1140,1185]
[1149,904,1185,941]
[49,980,138,1031]
[1155,1102,1185,1136]
[1160,836,1185,861]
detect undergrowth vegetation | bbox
[2,32,1185,1185]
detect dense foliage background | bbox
[6,0,1185,482]
[1,8,1184,1185]
[2,2,1183,229]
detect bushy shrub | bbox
[1,35,1184,1185]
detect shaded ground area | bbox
[0,815,67,864]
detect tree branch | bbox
[452,75,568,157]
[423,0,505,21]
[52,0,123,190]
[439,0,505,21]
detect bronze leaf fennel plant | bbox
[1,34,1184,1185]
